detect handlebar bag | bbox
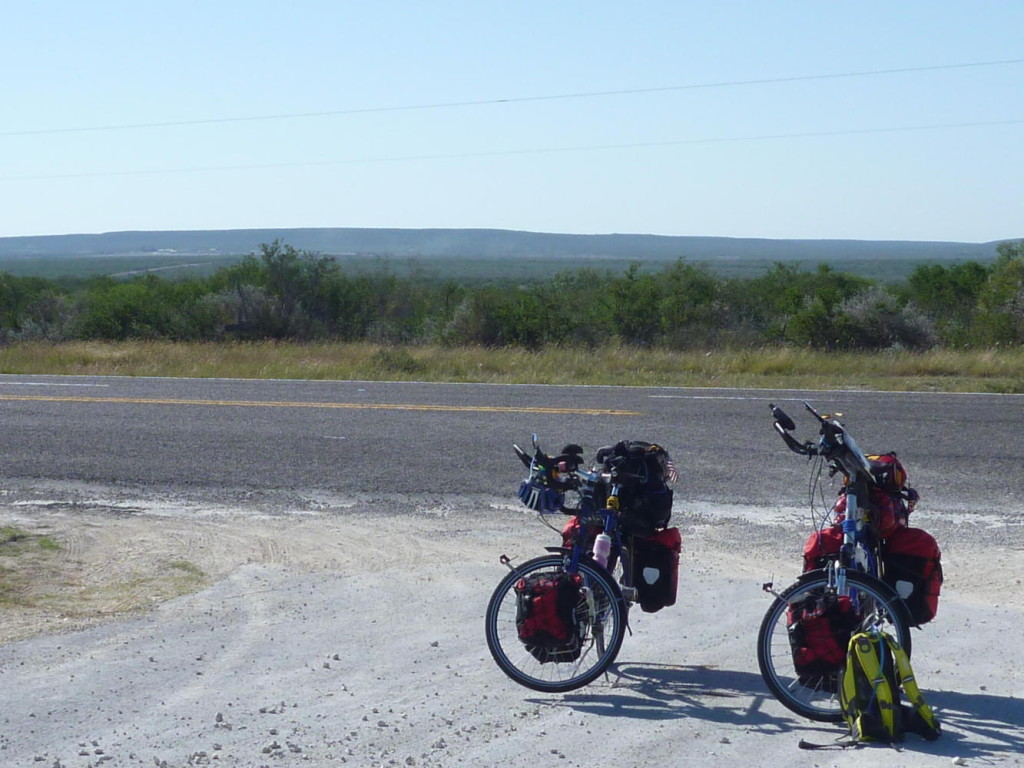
[514,572,584,663]
[631,527,682,613]
[881,527,943,625]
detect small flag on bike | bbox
[665,458,680,484]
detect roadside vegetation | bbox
[1,340,1022,392]
[1,239,1023,392]
[0,525,61,609]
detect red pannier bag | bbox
[881,526,943,625]
[561,515,593,549]
[803,523,845,572]
[831,487,904,538]
[787,592,860,691]
[803,486,907,571]
[514,572,583,663]
[632,527,682,613]
[804,523,943,626]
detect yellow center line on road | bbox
[0,393,640,416]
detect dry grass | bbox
[0,340,1022,392]
[0,522,208,630]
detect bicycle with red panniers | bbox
[484,435,681,692]
[757,402,942,722]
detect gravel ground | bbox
[1,484,1022,768]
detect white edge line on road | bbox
[2,381,111,387]
[0,374,1019,398]
[649,389,1024,399]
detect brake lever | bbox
[803,400,829,425]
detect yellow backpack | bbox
[839,629,941,744]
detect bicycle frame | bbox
[770,401,885,592]
[512,433,685,616]
[550,470,635,589]
[759,403,917,720]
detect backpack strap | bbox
[885,634,942,740]
[840,630,902,742]
[797,737,859,750]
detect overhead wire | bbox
[3,118,1022,182]
[2,57,1022,138]
[2,57,1021,181]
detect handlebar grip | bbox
[769,403,797,432]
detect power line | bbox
[3,58,1022,138]
[4,117,1022,182]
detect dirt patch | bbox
[0,494,484,644]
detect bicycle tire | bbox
[484,554,627,693]
[756,569,913,722]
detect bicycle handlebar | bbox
[770,403,817,456]
[769,401,873,481]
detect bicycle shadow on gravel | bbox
[529,662,795,733]
[750,689,1024,760]
[914,689,1024,762]
[533,664,1024,761]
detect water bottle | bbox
[593,532,612,569]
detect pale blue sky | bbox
[2,1,1021,242]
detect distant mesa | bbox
[0,227,1007,263]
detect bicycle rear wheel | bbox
[485,554,626,693]
[756,569,912,722]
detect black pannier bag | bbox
[631,527,682,613]
[599,440,675,537]
[514,572,583,663]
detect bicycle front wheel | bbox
[485,554,627,693]
[756,569,913,722]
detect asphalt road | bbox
[1,373,1021,513]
